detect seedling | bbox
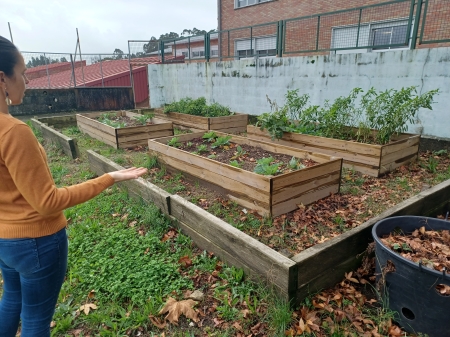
[229,160,242,168]
[133,113,154,125]
[202,131,217,142]
[196,144,208,153]
[254,157,279,175]
[167,137,181,148]
[186,141,194,147]
[211,136,232,149]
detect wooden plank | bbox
[30,118,79,159]
[212,126,248,134]
[380,144,420,166]
[271,183,340,217]
[172,216,290,300]
[342,162,380,177]
[76,114,116,136]
[170,194,297,294]
[248,125,381,157]
[291,178,450,306]
[381,135,420,156]
[87,150,171,214]
[116,123,173,136]
[379,152,418,175]
[118,130,173,142]
[78,124,117,148]
[272,160,342,191]
[272,171,341,204]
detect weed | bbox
[229,160,242,168]
[167,137,181,148]
[133,113,154,125]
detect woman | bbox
[0,36,148,336]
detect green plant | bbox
[133,113,154,125]
[186,141,193,147]
[202,131,217,142]
[196,144,208,153]
[254,157,279,175]
[167,137,181,148]
[229,160,242,168]
[211,136,232,148]
[164,97,232,117]
[424,156,439,173]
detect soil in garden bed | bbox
[175,137,317,175]
[95,114,153,127]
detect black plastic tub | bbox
[372,216,450,337]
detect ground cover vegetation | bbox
[256,87,439,145]
[96,111,156,129]
[166,132,317,176]
[2,124,446,336]
[164,97,234,118]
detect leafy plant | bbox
[167,137,181,148]
[229,160,242,168]
[202,131,217,142]
[424,156,439,173]
[288,157,305,170]
[164,97,232,117]
[254,157,279,175]
[211,136,232,149]
[133,113,154,125]
[196,144,208,153]
[257,86,439,145]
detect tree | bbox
[181,28,217,36]
[113,48,124,59]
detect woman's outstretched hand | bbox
[108,167,148,183]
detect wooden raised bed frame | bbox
[88,151,450,306]
[148,132,342,217]
[76,111,173,149]
[247,125,420,177]
[136,108,248,133]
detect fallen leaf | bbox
[179,255,193,268]
[80,303,98,315]
[149,315,166,329]
[159,297,199,325]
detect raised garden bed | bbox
[147,132,343,217]
[76,111,173,149]
[247,125,420,177]
[87,150,450,306]
[137,108,248,133]
[30,118,79,159]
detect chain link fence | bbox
[22,52,132,89]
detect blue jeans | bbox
[0,228,68,337]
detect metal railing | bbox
[22,52,133,89]
[129,0,448,63]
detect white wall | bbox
[148,47,450,139]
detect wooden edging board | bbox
[247,125,420,177]
[148,131,343,217]
[87,150,450,306]
[30,118,79,159]
[76,111,173,149]
[34,114,77,129]
[135,108,249,134]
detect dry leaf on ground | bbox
[159,297,199,325]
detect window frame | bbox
[330,17,413,55]
[234,0,272,9]
[235,35,277,60]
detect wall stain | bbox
[242,74,252,78]
[231,70,240,77]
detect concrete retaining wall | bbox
[149,47,450,139]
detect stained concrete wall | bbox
[148,47,450,139]
[10,88,134,116]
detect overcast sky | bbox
[0,0,218,55]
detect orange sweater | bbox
[0,113,115,238]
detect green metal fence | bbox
[131,0,449,63]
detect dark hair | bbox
[0,36,20,77]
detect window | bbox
[191,49,205,58]
[235,0,271,9]
[235,36,277,59]
[331,18,412,54]
[210,47,219,57]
